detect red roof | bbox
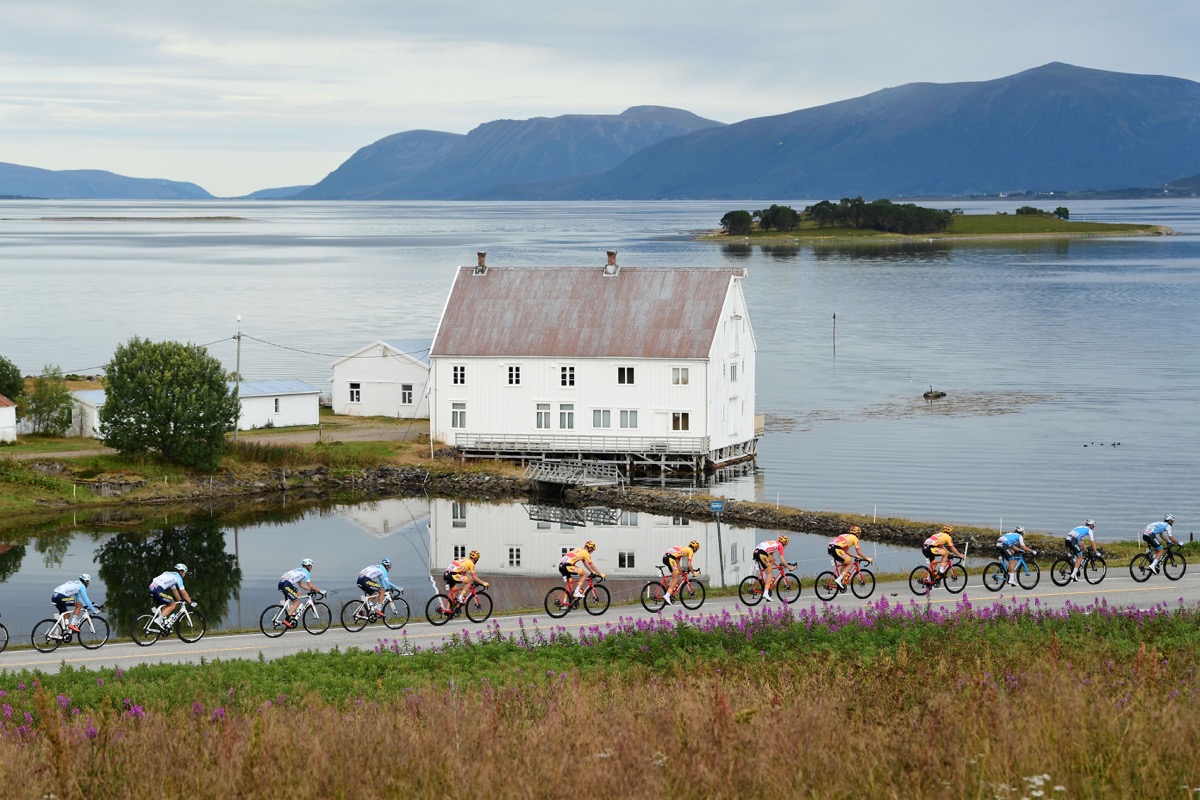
[431,266,746,359]
[0,393,14,408]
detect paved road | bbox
[3,568,1196,672]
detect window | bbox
[672,411,690,431]
[508,366,521,386]
[618,366,635,385]
[730,363,738,382]
[559,403,574,429]
[349,382,361,403]
[452,365,466,385]
[452,501,467,528]
[536,403,551,429]
[537,521,552,530]
[593,409,611,428]
[451,402,466,429]
[619,510,639,525]
[508,547,522,567]
[561,546,571,556]
[672,367,689,386]
[560,366,575,387]
[401,384,413,405]
[619,409,638,429]
[730,543,739,564]
[273,398,280,413]
[672,516,690,526]
[560,523,575,531]
[619,551,636,569]
[453,545,467,559]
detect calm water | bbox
[2,198,1200,630]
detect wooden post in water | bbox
[832,313,836,355]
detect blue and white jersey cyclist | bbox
[357,558,398,618]
[995,527,1035,587]
[1065,519,1098,581]
[51,574,100,633]
[1142,514,1179,573]
[149,563,194,630]
[278,558,323,629]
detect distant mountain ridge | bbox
[0,161,212,200]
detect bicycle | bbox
[31,605,109,652]
[1050,548,1107,586]
[982,550,1041,591]
[131,601,207,646]
[260,590,332,637]
[1129,542,1187,583]
[738,562,802,606]
[341,587,412,632]
[639,566,706,613]
[544,573,610,618]
[425,581,494,626]
[908,555,968,596]
[0,612,7,654]
[814,557,876,601]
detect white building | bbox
[428,253,759,470]
[231,380,321,431]
[70,389,107,438]
[0,393,15,443]
[330,339,431,419]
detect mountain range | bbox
[4,63,1200,201]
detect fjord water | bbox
[1,198,1198,542]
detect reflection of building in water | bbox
[336,497,431,539]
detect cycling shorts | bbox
[1064,536,1083,557]
[51,593,73,614]
[559,563,580,579]
[663,554,683,573]
[753,549,771,568]
[1142,533,1162,550]
[995,543,1016,558]
[446,571,470,584]
[278,580,300,600]
[357,576,382,594]
[827,544,850,564]
[922,544,944,561]
[150,587,174,607]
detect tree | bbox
[0,354,21,403]
[719,210,753,236]
[1054,206,1070,220]
[19,365,73,436]
[100,337,239,470]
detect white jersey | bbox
[359,564,384,581]
[280,567,309,584]
[150,571,184,591]
[53,580,85,598]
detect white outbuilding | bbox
[70,389,107,438]
[0,393,16,443]
[330,339,431,419]
[231,379,321,430]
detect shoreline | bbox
[700,224,1174,244]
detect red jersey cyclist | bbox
[662,539,700,605]
[558,540,603,602]
[922,526,964,583]
[829,526,871,590]
[752,535,790,602]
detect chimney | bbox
[473,252,487,275]
[603,250,619,276]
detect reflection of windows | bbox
[560,366,575,387]
[730,543,738,564]
[508,366,521,385]
[452,365,466,385]
[672,367,689,386]
[619,551,635,568]
[559,403,574,429]
[619,409,638,429]
[349,382,361,403]
[451,402,466,428]
[618,366,635,385]
[672,412,690,431]
[730,363,738,382]
[536,403,551,429]
[508,547,521,567]
[593,409,611,428]
[672,516,690,526]
[453,545,467,559]
[537,521,551,530]
[619,510,638,526]
[560,523,575,531]
[401,384,413,404]
[452,501,467,528]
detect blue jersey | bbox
[359,564,397,590]
[1144,521,1172,537]
[996,532,1025,548]
[52,580,98,612]
[1067,525,1094,541]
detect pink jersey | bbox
[755,540,785,556]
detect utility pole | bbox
[234,315,241,441]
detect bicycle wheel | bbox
[1129,553,1153,582]
[909,566,934,595]
[465,591,493,623]
[131,614,161,646]
[640,581,667,613]
[0,622,7,654]
[1017,561,1040,590]
[851,569,876,599]
[981,562,1008,592]
[425,594,454,626]
[738,575,765,606]
[176,609,207,643]
[1050,557,1073,587]
[776,573,802,604]
[813,571,839,602]
[1163,553,1187,581]
[382,597,410,630]
[544,587,571,619]
[943,564,968,594]
[31,619,61,653]
[260,605,288,638]
[78,615,109,649]
[303,602,332,635]
[341,600,370,632]
[678,579,706,610]
[1084,555,1107,585]
[584,584,611,616]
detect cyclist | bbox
[444,549,489,607]
[1143,514,1179,574]
[277,558,323,628]
[752,534,790,602]
[51,573,100,633]
[662,539,700,605]
[995,527,1035,587]
[828,526,871,590]
[357,558,399,618]
[1064,519,1098,582]
[558,540,604,601]
[922,526,964,584]
[149,564,194,631]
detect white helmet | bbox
[1165,514,1175,524]
[301,558,314,569]
[79,573,92,585]
[1014,526,1025,535]
[175,563,188,574]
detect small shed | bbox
[231,379,321,431]
[0,393,15,443]
[70,390,108,438]
[330,338,431,419]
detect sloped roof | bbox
[0,393,14,408]
[71,389,107,407]
[431,266,746,359]
[331,338,433,368]
[230,380,321,398]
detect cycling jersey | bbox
[755,540,785,557]
[1067,525,1094,542]
[665,545,695,561]
[560,548,591,565]
[150,571,185,592]
[924,533,953,549]
[449,557,475,575]
[996,532,1026,549]
[358,564,397,590]
[1144,521,1173,539]
[280,567,310,585]
[830,534,859,550]
[51,580,98,612]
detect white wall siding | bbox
[332,354,430,419]
[706,277,757,450]
[236,393,319,430]
[0,405,15,443]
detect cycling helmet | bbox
[688,539,700,551]
[381,558,392,569]
[79,573,91,585]
[301,558,314,569]
[584,540,597,552]
[1084,519,1095,528]
[1014,526,1025,535]
[777,535,789,545]
[849,526,862,535]
[469,549,481,561]
[175,563,188,574]
[941,525,954,534]
[1165,514,1175,524]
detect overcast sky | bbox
[3,0,1197,197]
